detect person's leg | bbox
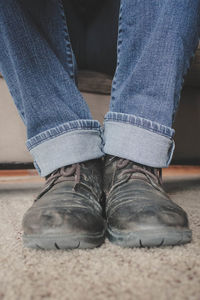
[104,0,200,167]
[0,0,105,249]
[103,0,200,247]
[0,0,104,177]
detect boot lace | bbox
[36,164,81,201]
[116,158,163,188]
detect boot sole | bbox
[23,232,105,250]
[107,226,192,248]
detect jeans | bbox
[0,0,199,177]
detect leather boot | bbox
[22,159,106,250]
[103,155,192,247]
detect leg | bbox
[0,0,103,177]
[103,0,200,247]
[104,0,200,167]
[0,0,105,249]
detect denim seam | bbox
[173,37,200,121]
[167,141,175,166]
[33,160,41,175]
[105,113,173,133]
[99,127,105,152]
[58,0,75,81]
[104,119,174,139]
[110,0,123,110]
[27,127,102,150]
[27,127,102,151]
[104,112,174,137]
[27,128,103,150]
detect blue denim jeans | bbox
[0,0,200,176]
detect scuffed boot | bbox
[22,159,106,250]
[103,155,192,248]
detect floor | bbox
[0,166,200,300]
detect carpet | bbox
[0,175,200,300]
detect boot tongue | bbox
[118,159,163,189]
[107,155,161,183]
[46,165,81,185]
[37,165,81,201]
[103,155,162,194]
[104,154,122,167]
[119,157,159,176]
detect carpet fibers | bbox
[0,175,200,300]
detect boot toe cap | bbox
[22,206,105,236]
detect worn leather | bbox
[103,155,189,234]
[22,159,105,239]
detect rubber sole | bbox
[107,226,192,248]
[23,233,105,250]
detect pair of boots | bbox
[22,155,191,250]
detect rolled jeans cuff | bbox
[103,112,175,168]
[26,120,104,177]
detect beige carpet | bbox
[0,175,200,300]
